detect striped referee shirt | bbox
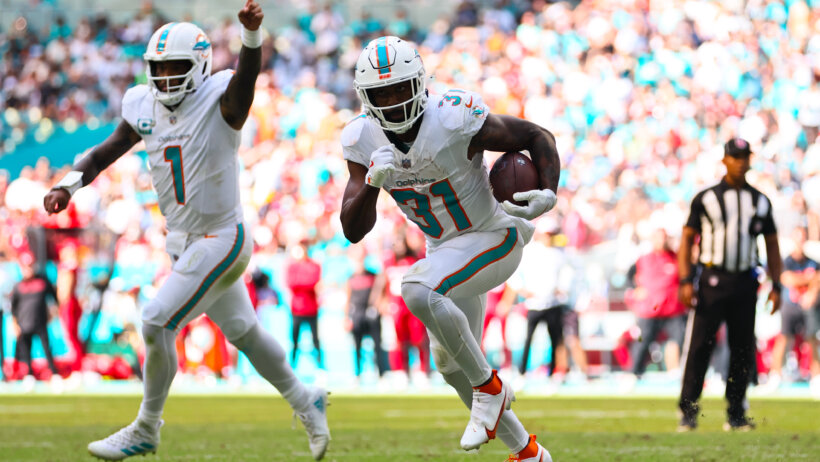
[685,179,777,273]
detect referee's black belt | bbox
[699,264,755,276]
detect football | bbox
[489,152,540,206]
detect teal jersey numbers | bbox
[430,179,472,231]
[163,146,185,204]
[391,188,443,237]
[391,179,472,238]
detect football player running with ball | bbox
[340,36,559,462]
[43,2,330,460]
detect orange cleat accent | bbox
[474,370,503,395]
[506,435,551,462]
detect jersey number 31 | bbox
[391,179,472,238]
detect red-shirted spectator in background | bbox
[625,228,687,378]
[378,234,430,383]
[286,239,323,368]
[482,283,511,370]
[56,244,84,372]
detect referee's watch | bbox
[771,281,783,293]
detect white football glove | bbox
[500,189,557,220]
[365,145,396,189]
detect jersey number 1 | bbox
[163,146,185,204]
[391,179,472,238]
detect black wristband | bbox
[679,276,693,285]
[771,281,783,292]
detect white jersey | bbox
[122,70,242,234]
[342,90,523,250]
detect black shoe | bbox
[676,414,697,432]
[723,415,756,432]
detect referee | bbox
[677,138,782,432]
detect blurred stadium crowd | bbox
[2,0,820,393]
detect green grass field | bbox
[1,395,818,461]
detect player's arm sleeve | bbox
[212,70,235,90]
[438,90,490,139]
[685,192,705,232]
[342,146,368,168]
[120,86,149,135]
[341,115,370,167]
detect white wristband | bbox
[54,170,84,197]
[241,26,262,48]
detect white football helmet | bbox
[143,22,213,106]
[354,36,427,134]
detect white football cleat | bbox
[506,435,552,462]
[87,419,162,460]
[294,387,331,460]
[460,371,515,450]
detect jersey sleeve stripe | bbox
[434,227,517,295]
[165,223,245,330]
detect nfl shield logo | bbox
[401,158,411,168]
[169,115,177,125]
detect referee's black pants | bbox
[15,324,59,375]
[519,306,565,376]
[291,315,322,367]
[679,268,758,421]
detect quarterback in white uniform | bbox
[44,2,329,460]
[340,36,559,462]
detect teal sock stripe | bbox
[434,228,517,295]
[165,224,245,330]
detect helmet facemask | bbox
[146,59,198,106]
[357,72,426,134]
